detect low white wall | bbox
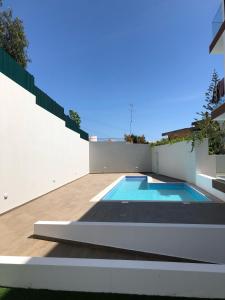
[1,256,225,298]
[90,142,151,173]
[196,174,225,201]
[195,139,217,177]
[0,73,89,214]
[35,221,225,264]
[216,155,225,174]
[152,141,196,183]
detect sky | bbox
[3,0,224,141]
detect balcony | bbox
[212,101,225,120]
[210,2,225,54]
[211,78,225,120]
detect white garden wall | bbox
[0,73,89,214]
[195,139,217,177]
[1,256,225,298]
[151,141,196,183]
[152,139,225,200]
[216,155,225,173]
[34,221,225,264]
[90,142,151,173]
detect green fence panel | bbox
[64,115,89,141]
[34,86,65,121]
[0,48,34,94]
[79,128,89,141]
[0,47,89,140]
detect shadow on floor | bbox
[0,287,206,300]
[29,235,201,263]
[78,201,225,224]
[77,173,225,224]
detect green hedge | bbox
[150,136,192,147]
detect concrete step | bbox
[212,179,225,193]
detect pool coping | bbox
[90,175,124,202]
[90,175,222,204]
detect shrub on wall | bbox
[0,0,30,68]
[150,136,192,147]
[124,134,148,144]
[191,70,225,155]
[191,116,225,154]
[69,109,81,128]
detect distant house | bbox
[162,127,193,140]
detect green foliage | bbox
[191,70,225,154]
[197,69,220,117]
[150,136,192,147]
[0,0,30,68]
[69,109,81,128]
[124,134,147,144]
[192,117,225,154]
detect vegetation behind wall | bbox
[150,136,192,147]
[0,0,30,68]
[124,134,148,144]
[191,70,225,154]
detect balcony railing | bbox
[212,3,224,39]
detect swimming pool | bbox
[102,176,209,202]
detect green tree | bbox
[192,70,225,154]
[192,114,225,154]
[0,0,30,68]
[124,134,147,144]
[197,69,220,116]
[69,109,81,128]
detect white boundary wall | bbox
[90,142,151,173]
[152,141,196,183]
[0,73,89,214]
[195,139,217,177]
[152,139,225,200]
[34,221,225,264]
[216,155,225,173]
[1,256,225,298]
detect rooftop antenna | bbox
[129,103,133,135]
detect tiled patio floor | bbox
[0,173,224,260]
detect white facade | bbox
[0,72,89,214]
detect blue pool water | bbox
[102,176,209,202]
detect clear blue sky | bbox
[3,0,224,140]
